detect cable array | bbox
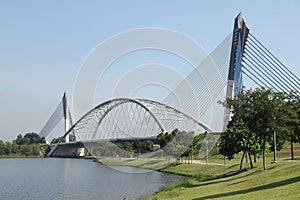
[242,33,299,93]
[163,33,232,131]
[39,102,64,138]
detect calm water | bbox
[0,158,180,200]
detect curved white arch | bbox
[60,98,212,142]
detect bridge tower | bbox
[62,92,72,143]
[224,13,249,129]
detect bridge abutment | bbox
[49,142,85,158]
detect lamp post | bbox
[273,113,278,164]
[205,140,208,165]
[273,130,277,164]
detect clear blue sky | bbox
[0,0,299,141]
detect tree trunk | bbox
[249,153,253,169]
[291,140,294,160]
[263,136,266,170]
[254,154,257,163]
[240,151,245,170]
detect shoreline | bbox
[0,155,44,158]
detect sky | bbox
[0,0,299,141]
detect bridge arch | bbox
[62,98,212,142]
[89,98,165,139]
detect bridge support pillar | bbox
[223,12,249,130]
[49,142,85,158]
[62,92,71,142]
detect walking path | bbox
[180,159,224,166]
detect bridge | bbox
[39,13,299,160]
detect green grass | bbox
[93,152,178,170]
[138,143,300,200]
[159,162,233,179]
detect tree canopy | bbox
[220,87,300,170]
[0,132,46,157]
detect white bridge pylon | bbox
[62,92,72,142]
[39,92,73,143]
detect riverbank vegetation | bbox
[138,143,300,200]
[0,132,46,157]
[91,130,206,170]
[219,88,300,170]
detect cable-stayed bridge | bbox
[39,13,299,158]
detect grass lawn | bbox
[92,150,178,170]
[138,143,300,200]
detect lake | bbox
[0,158,180,200]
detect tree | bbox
[157,129,195,159]
[20,144,32,156]
[123,141,133,152]
[132,140,143,153]
[23,132,46,144]
[51,137,61,144]
[0,132,47,157]
[11,141,19,154]
[284,91,300,160]
[223,87,287,170]
[4,141,12,155]
[175,130,194,147]
[16,134,28,145]
[157,132,175,148]
[69,134,76,142]
[182,133,205,159]
[141,140,154,153]
[219,119,260,169]
[0,140,5,155]
[31,144,40,156]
